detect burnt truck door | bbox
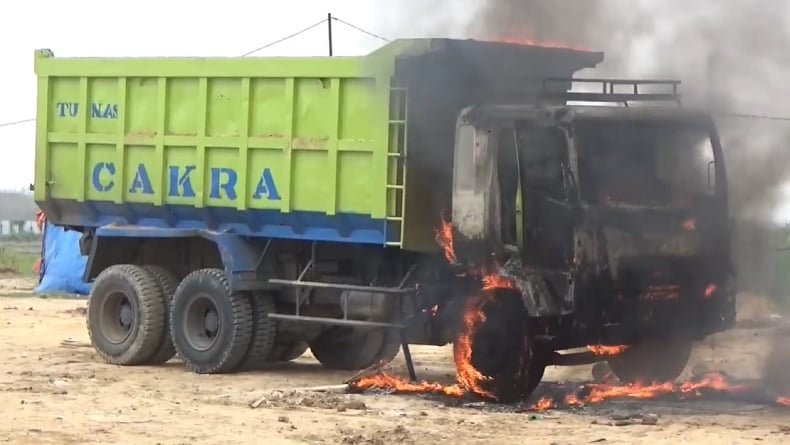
[510,121,577,274]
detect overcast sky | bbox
[0,0,421,192]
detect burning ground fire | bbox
[347,217,790,411]
[349,365,790,412]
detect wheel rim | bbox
[184,294,221,351]
[468,296,526,380]
[470,325,514,377]
[99,290,136,344]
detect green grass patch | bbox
[0,240,41,275]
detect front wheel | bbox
[607,338,693,384]
[453,292,545,403]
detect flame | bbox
[434,215,457,264]
[354,213,504,400]
[497,37,592,52]
[532,396,554,411]
[351,294,497,400]
[587,345,630,356]
[351,372,465,398]
[481,273,516,291]
[643,285,681,301]
[432,213,498,398]
[704,283,718,299]
[350,213,790,413]
[453,295,496,399]
[682,218,696,231]
[352,371,790,412]
[528,372,769,412]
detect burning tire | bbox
[453,291,545,403]
[237,292,278,371]
[87,264,167,366]
[170,269,254,374]
[607,338,693,384]
[309,327,396,370]
[142,265,179,364]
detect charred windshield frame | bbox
[571,117,725,208]
[512,119,578,206]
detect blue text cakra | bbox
[91,162,281,201]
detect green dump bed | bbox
[33,39,602,251]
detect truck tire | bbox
[170,269,253,374]
[237,292,277,371]
[269,341,309,362]
[454,292,545,403]
[607,338,693,384]
[86,264,167,366]
[376,328,402,364]
[309,328,390,370]
[142,265,178,364]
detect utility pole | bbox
[327,13,334,56]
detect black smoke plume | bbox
[374,0,790,297]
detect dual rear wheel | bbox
[87,265,398,373]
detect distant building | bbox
[0,191,38,221]
[0,220,41,236]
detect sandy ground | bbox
[0,274,788,444]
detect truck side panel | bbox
[34,51,394,245]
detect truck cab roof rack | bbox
[540,78,683,106]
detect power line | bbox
[0,16,337,128]
[241,18,328,57]
[0,118,35,128]
[240,15,391,57]
[7,14,790,128]
[331,16,391,43]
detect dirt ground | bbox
[0,274,788,445]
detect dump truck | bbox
[33,38,736,401]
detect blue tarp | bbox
[34,221,91,296]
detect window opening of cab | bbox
[574,120,716,207]
[497,127,520,245]
[516,123,568,201]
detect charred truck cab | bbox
[451,79,735,391]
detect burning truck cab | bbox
[34,37,738,405]
[450,81,736,396]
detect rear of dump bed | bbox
[33,39,602,257]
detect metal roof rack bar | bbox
[540,77,683,104]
